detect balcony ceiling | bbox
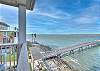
[0,0,35,10]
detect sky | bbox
[0,0,100,34]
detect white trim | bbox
[0,30,18,32]
[0,43,17,46]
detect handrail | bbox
[0,30,18,32]
[0,43,18,71]
[16,43,30,71]
[0,53,7,71]
[0,43,17,46]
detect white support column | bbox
[18,5,26,60]
[18,5,26,44]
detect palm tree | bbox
[8,32,14,43]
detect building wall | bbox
[0,22,17,44]
[0,22,9,43]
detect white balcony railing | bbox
[0,42,31,71]
[16,43,30,71]
[0,43,18,71]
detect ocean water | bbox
[27,34,100,71]
[27,34,100,47]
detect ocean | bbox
[27,34,100,71]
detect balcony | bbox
[0,43,31,71]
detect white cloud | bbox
[26,3,72,20]
[0,16,5,22]
[35,12,62,19]
[71,4,100,24]
[33,8,71,20]
[94,0,100,2]
[74,16,99,24]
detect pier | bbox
[30,40,100,71]
[43,40,100,60]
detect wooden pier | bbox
[42,40,100,60]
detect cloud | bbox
[0,0,100,34]
[35,12,62,19]
[70,4,100,24]
[26,1,100,34]
[63,3,100,33]
[0,16,6,22]
[74,16,99,24]
[94,0,100,2]
[35,12,71,20]
[27,8,72,20]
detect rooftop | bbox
[0,21,10,27]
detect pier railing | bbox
[42,41,100,59]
